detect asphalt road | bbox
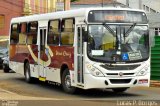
[0,69,160,106]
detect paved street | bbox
[0,69,160,106]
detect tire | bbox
[3,68,10,73]
[24,62,34,83]
[112,88,128,93]
[61,69,76,94]
[3,64,10,73]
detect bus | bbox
[9,8,150,94]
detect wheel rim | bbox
[65,75,71,89]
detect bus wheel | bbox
[62,69,76,94]
[24,62,33,83]
[112,88,128,93]
[3,68,10,73]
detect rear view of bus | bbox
[83,8,150,92]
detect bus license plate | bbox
[138,79,148,84]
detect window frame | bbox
[0,15,5,29]
[47,19,61,45]
[60,18,75,46]
[27,21,38,45]
[18,22,27,45]
[10,23,20,44]
[20,22,27,34]
[155,28,160,36]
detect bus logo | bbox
[119,72,123,77]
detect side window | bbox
[19,23,27,44]
[0,15,5,29]
[27,21,38,44]
[47,20,60,45]
[155,28,160,36]
[10,24,19,44]
[61,18,75,45]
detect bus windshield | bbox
[87,24,149,63]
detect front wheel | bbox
[62,69,76,94]
[24,62,34,83]
[112,88,128,93]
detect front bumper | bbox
[83,73,150,89]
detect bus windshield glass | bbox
[88,10,148,24]
[87,24,149,63]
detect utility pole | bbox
[64,0,71,10]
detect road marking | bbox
[0,88,61,100]
[0,88,17,95]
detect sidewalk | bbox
[150,80,160,87]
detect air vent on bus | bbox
[100,64,140,70]
[106,73,134,76]
[109,79,132,84]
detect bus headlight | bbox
[137,66,149,76]
[87,64,104,77]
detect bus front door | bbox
[76,25,85,85]
[38,28,47,81]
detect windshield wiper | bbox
[103,23,116,37]
[124,23,137,37]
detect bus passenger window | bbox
[47,20,60,45]
[61,18,75,45]
[10,24,19,44]
[27,22,38,44]
[19,23,27,44]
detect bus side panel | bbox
[46,46,74,83]
[50,46,74,70]
[9,44,17,72]
[9,44,39,77]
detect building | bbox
[147,14,160,36]
[117,0,160,13]
[71,0,126,9]
[0,0,59,39]
[0,0,23,39]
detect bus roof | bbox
[11,7,146,23]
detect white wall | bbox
[117,0,160,12]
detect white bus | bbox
[9,8,150,93]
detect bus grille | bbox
[106,73,135,76]
[100,64,140,70]
[109,79,131,84]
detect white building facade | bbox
[117,0,160,13]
